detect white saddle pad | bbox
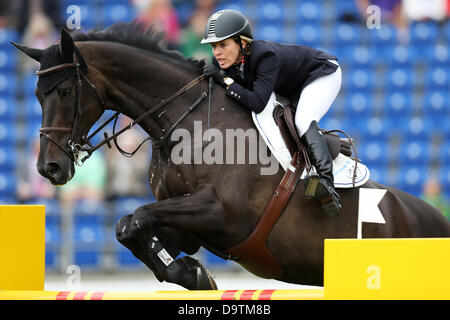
[252,94,370,189]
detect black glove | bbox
[203,64,226,87]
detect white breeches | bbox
[294,60,342,136]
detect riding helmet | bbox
[201,10,253,44]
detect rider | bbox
[201,9,342,216]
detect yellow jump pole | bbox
[0,205,45,291]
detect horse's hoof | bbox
[178,256,218,290]
[194,262,218,290]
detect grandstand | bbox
[0,0,448,273]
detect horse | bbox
[12,23,450,290]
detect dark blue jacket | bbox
[213,40,338,113]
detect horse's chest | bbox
[150,154,195,199]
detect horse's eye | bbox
[60,87,72,98]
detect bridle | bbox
[37,52,210,166]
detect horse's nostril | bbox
[46,162,60,177]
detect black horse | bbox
[12,23,450,290]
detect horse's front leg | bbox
[115,185,225,290]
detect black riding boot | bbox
[301,121,341,216]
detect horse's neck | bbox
[83,42,201,137]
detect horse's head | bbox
[12,29,105,185]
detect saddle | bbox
[225,104,354,279]
[273,104,352,161]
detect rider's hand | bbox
[203,64,226,88]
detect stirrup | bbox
[304,174,341,217]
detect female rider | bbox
[201,9,342,216]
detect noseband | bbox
[37,51,209,166]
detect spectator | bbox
[403,0,447,22]
[179,0,216,61]
[355,0,409,43]
[16,1,62,74]
[17,139,56,202]
[132,0,180,49]
[421,178,450,220]
[104,116,151,200]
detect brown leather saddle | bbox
[225,104,354,279]
[273,104,353,161]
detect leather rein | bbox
[37,52,209,166]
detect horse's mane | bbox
[71,21,205,72]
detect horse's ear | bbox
[60,28,75,62]
[10,42,42,62]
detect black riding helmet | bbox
[201,10,253,44]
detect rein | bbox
[37,52,208,165]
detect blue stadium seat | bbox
[113,197,153,218]
[0,144,15,170]
[24,97,42,122]
[255,24,283,42]
[0,28,19,48]
[103,3,136,26]
[74,223,104,245]
[410,21,440,44]
[444,19,450,41]
[425,66,449,89]
[385,67,415,90]
[398,140,431,165]
[398,166,426,197]
[216,0,245,13]
[423,89,449,116]
[281,2,300,24]
[116,248,142,267]
[424,43,450,67]
[334,0,361,20]
[45,249,59,269]
[0,121,15,146]
[296,24,322,47]
[347,68,375,91]
[369,25,397,46]
[399,117,434,140]
[382,44,420,66]
[74,199,107,216]
[0,171,16,197]
[0,49,17,71]
[320,117,350,134]
[0,72,17,96]
[358,116,393,140]
[334,23,362,45]
[74,249,102,267]
[366,164,390,186]
[24,120,41,143]
[0,96,15,120]
[359,140,389,167]
[341,45,375,68]
[259,1,283,24]
[297,1,322,23]
[346,92,374,117]
[23,73,38,96]
[24,198,62,216]
[45,223,62,247]
[281,25,298,44]
[384,91,413,116]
